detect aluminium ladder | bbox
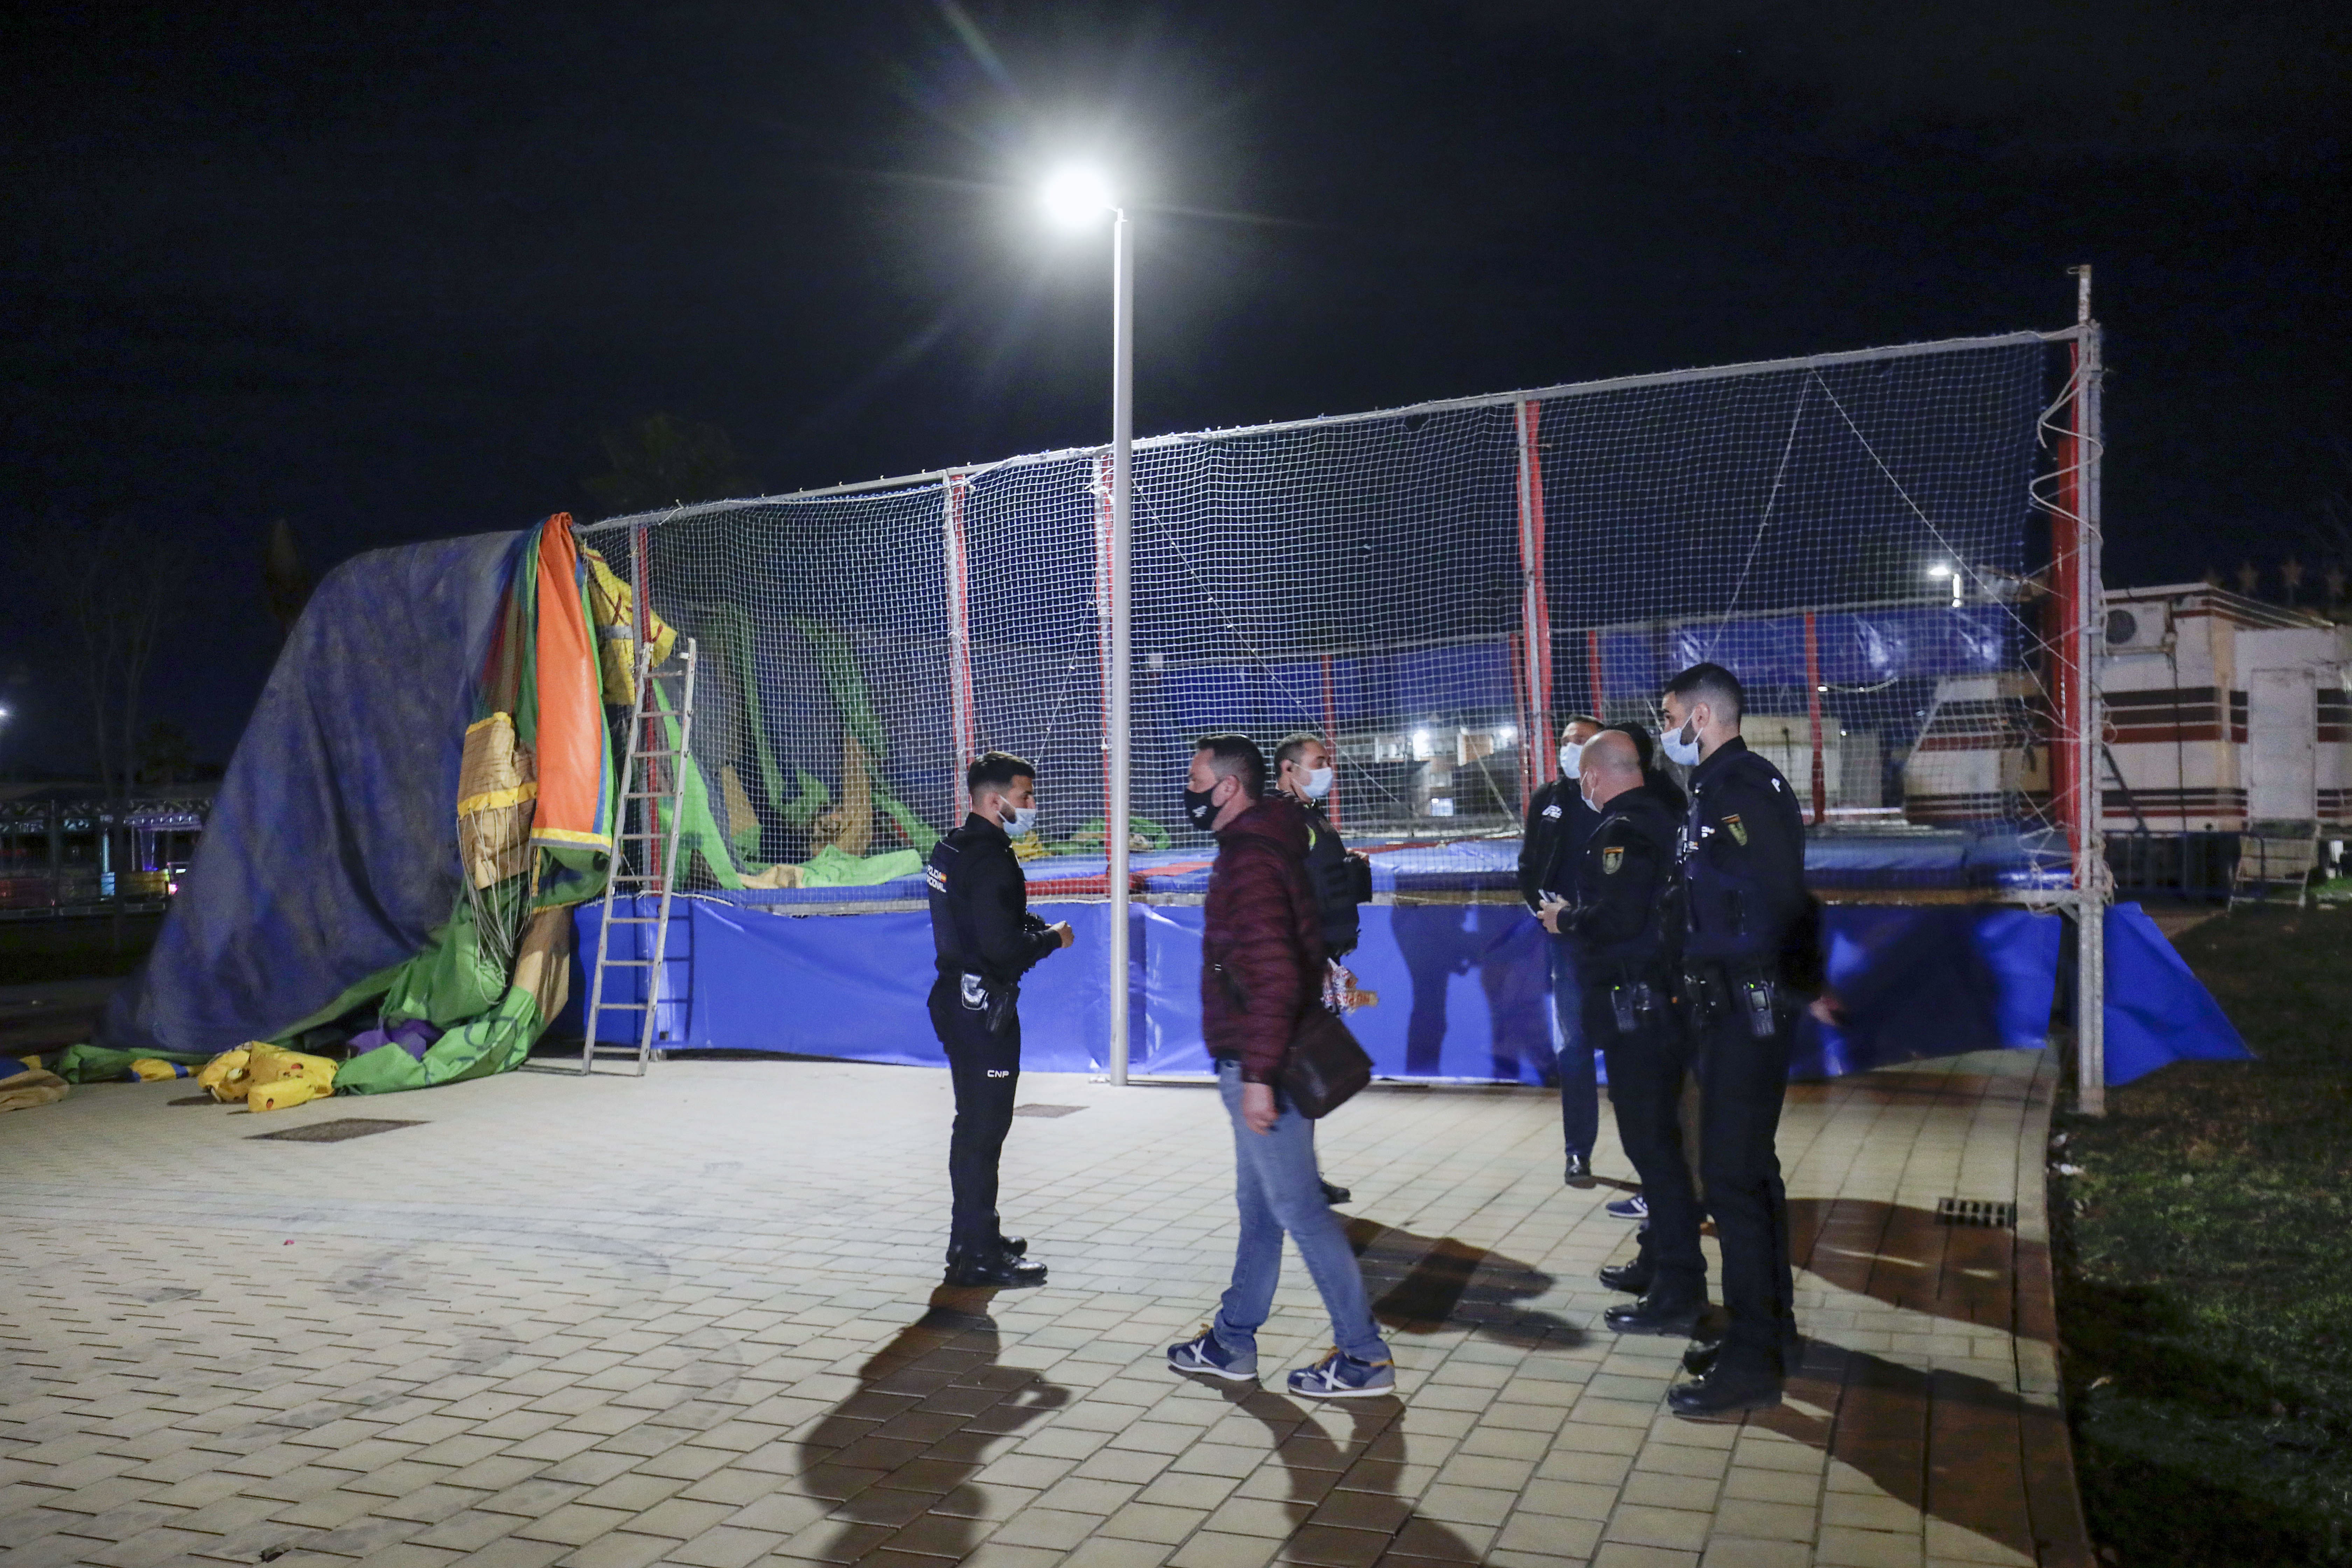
[582,637,698,1074]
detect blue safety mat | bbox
[573,896,2079,1084]
[2101,901,2252,1084]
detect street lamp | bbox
[1041,164,1134,1084]
[1927,562,1962,609]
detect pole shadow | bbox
[792,1284,1069,1563]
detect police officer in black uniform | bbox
[925,751,1075,1288]
[1656,663,1809,1415]
[1274,732,1372,1207]
[1535,732,1707,1331]
[1520,713,1606,1185]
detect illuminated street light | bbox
[1927,562,1963,609]
[1042,164,1133,1082]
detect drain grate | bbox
[250,1118,425,1143]
[1935,1197,2016,1228]
[1011,1104,1086,1119]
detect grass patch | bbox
[2054,904,2352,1566]
[0,914,163,985]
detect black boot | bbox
[995,1233,1027,1257]
[1684,1326,1801,1378]
[944,1245,1047,1288]
[1603,1288,1706,1337]
[1319,1179,1352,1206]
[1668,1352,1783,1418]
[1597,1244,1655,1294]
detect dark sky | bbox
[4,0,2346,774]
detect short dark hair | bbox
[966,750,1036,797]
[1191,733,1267,799]
[1603,722,1656,772]
[1559,713,1604,733]
[1273,731,1325,774]
[1663,663,1745,723]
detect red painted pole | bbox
[1804,609,1826,826]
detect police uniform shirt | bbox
[925,814,1060,987]
[1679,736,1807,964]
[1563,789,1679,974]
[1300,802,1372,958]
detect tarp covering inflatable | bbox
[99,516,645,1092]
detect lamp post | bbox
[1043,167,1134,1085]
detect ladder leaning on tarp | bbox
[582,637,698,1075]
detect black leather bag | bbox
[1280,1004,1372,1120]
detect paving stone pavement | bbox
[0,1048,2092,1568]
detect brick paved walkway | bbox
[0,1048,2090,1568]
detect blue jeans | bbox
[1211,1060,1390,1363]
[1551,939,1597,1160]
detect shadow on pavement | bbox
[1346,1216,1585,1347]
[1209,1380,1486,1563]
[793,1283,1068,1563]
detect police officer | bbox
[1520,713,1605,1184]
[925,751,1076,1288]
[1657,663,1808,1416]
[1535,732,1705,1334]
[1274,732,1372,1207]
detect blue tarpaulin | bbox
[2101,901,2253,1084]
[102,532,524,1056]
[575,894,2083,1084]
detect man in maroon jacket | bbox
[1164,734,1397,1399]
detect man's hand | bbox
[1241,1081,1279,1134]
[1052,922,1076,949]
[1537,893,1569,935]
[1807,989,1846,1026]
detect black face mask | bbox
[1182,783,1221,831]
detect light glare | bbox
[1041,166,1114,227]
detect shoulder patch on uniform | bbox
[1723,813,1748,846]
[924,865,948,892]
[1542,803,1562,818]
[1601,846,1624,874]
[1771,777,1784,791]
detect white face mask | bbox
[1001,802,1037,836]
[1559,738,1585,778]
[1301,766,1335,799]
[1659,714,1702,768]
[1578,777,1598,813]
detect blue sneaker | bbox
[1286,1348,1397,1399]
[1168,1327,1258,1381]
[1606,1192,1648,1221]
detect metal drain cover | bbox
[1011,1104,1086,1119]
[1935,1197,2017,1228]
[250,1118,425,1143]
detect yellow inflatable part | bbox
[198,1048,252,1102]
[246,1041,336,1088]
[127,1058,188,1082]
[248,1078,331,1113]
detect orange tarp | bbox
[530,514,608,852]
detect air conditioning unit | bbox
[2103,604,2171,654]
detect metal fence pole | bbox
[2075,281,2108,1115]
[1107,209,1134,1085]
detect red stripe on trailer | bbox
[943,471,977,819]
[1804,609,1826,825]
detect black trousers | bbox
[1688,994,1797,1370]
[1588,981,1705,1293]
[928,976,1022,1257]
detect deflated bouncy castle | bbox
[99,517,637,1091]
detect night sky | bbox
[4,1,2346,776]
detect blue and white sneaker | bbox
[1286,1348,1397,1399]
[1168,1327,1258,1381]
[1606,1192,1648,1221]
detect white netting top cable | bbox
[580,330,2077,891]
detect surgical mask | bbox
[1301,766,1335,800]
[1001,803,1037,837]
[1578,779,1598,814]
[1659,716,1702,768]
[1182,783,1221,831]
[1558,738,1585,777]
